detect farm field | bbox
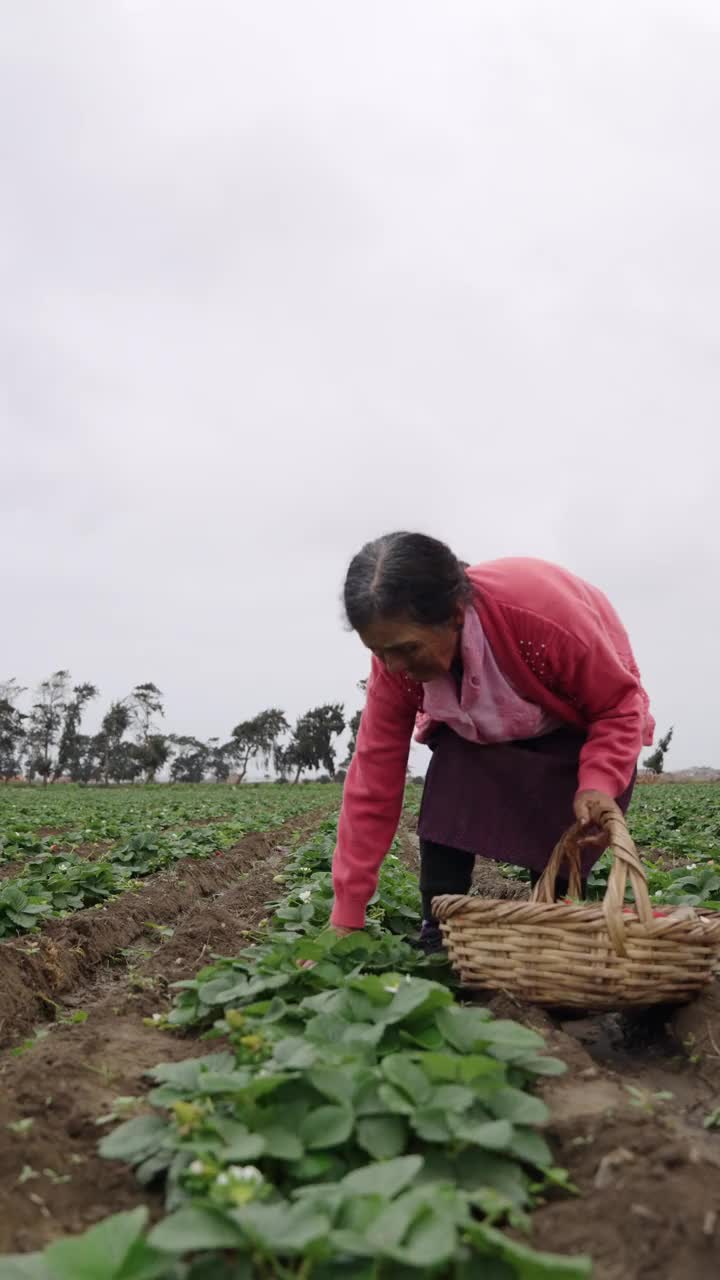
[0,783,719,1279]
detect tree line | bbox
[0,674,364,785]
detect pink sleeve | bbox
[551,631,644,798]
[331,661,416,929]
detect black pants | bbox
[419,838,586,922]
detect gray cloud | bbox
[2,0,719,768]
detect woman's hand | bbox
[574,789,620,848]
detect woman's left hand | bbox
[574,789,619,848]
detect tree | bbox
[343,710,362,766]
[0,679,27,781]
[229,709,289,784]
[207,738,234,783]
[643,726,674,775]
[26,671,71,783]
[137,733,171,783]
[280,703,345,783]
[71,733,104,784]
[54,683,98,781]
[97,701,134,784]
[129,683,168,780]
[170,736,211,784]
[342,679,368,766]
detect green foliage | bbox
[585,783,720,910]
[26,671,71,784]
[643,726,674,775]
[0,680,28,782]
[277,705,346,782]
[0,788,590,1277]
[0,785,340,937]
[228,710,289,784]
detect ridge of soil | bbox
[0,808,330,1254]
[0,809,328,1050]
[530,997,720,1280]
[2,807,720,1276]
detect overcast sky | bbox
[2,1,719,770]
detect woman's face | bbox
[359,608,464,683]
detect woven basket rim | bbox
[433,892,720,922]
[432,892,720,940]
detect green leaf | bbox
[234,1200,330,1253]
[312,1263,376,1280]
[256,1124,304,1161]
[429,1084,477,1114]
[365,1195,417,1251]
[381,1055,432,1106]
[305,1013,350,1045]
[98,1115,168,1164]
[149,1054,235,1090]
[489,1088,549,1126]
[356,1116,408,1159]
[434,1006,494,1052]
[0,1257,53,1280]
[208,1120,266,1162]
[187,1258,253,1280]
[377,1083,416,1116]
[455,1116,513,1151]
[308,1066,361,1107]
[389,1203,457,1269]
[508,1127,553,1168]
[381,981,452,1025]
[476,1021,547,1059]
[518,1055,567,1077]
[149,1206,244,1252]
[273,1037,318,1069]
[44,1208,149,1280]
[411,1107,453,1143]
[342,1156,423,1199]
[302,1105,354,1149]
[469,1222,592,1278]
[454,1149,531,1205]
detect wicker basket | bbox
[433,807,720,1010]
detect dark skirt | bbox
[418,726,636,878]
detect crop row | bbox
[2,820,589,1279]
[0,785,338,939]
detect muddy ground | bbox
[400,832,720,1280]
[0,809,328,1252]
[1,821,719,1278]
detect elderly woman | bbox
[331,532,654,949]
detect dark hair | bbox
[343,532,471,630]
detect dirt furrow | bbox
[0,808,332,1252]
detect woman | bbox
[331,532,654,948]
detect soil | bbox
[2,810,720,1277]
[399,820,720,1278]
[0,808,328,1253]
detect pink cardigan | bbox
[331,557,654,929]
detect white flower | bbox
[298,889,312,903]
[189,1160,206,1176]
[59,864,69,872]
[384,982,400,994]
[216,1173,230,1187]
[654,890,663,897]
[686,863,697,871]
[151,1012,164,1023]
[228,1165,263,1183]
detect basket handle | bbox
[530,803,653,955]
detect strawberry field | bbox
[0,783,719,1279]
